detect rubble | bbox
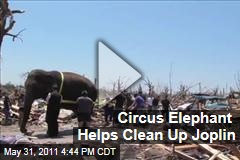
[1,94,240,160]
[0,99,75,126]
[0,135,33,144]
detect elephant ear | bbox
[32,73,56,90]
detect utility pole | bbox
[0,49,2,90]
[225,83,228,94]
[169,63,173,97]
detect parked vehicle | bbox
[191,95,231,110]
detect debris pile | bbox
[0,99,74,126]
[0,135,33,144]
[171,95,195,109]
[120,140,240,160]
[1,96,240,159]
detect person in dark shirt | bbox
[161,95,170,123]
[114,93,126,124]
[76,90,94,129]
[115,93,126,110]
[151,96,160,113]
[3,93,12,125]
[103,98,113,124]
[46,85,62,137]
[132,93,145,110]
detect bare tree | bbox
[143,77,154,96]
[117,76,127,92]
[212,86,219,96]
[111,76,128,95]
[235,72,240,91]
[20,72,29,81]
[138,84,142,93]
[0,0,25,51]
[0,0,25,86]
[161,86,169,96]
[178,84,188,99]
[111,81,116,95]
[155,81,162,95]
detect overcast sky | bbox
[2,1,240,92]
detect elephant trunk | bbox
[19,89,34,133]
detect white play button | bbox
[98,41,142,105]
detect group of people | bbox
[103,91,171,124]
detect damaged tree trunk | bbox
[0,0,25,87]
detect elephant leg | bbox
[19,92,35,134]
[19,107,29,133]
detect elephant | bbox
[19,69,97,134]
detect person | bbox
[115,93,126,110]
[129,92,145,112]
[161,95,170,123]
[45,85,62,137]
[197,99,205,110]
[3,93,12,125]
[114,93,126,124]
[76,90,94,129]
[103,97,113,124]
[152,96,160,113]
[146,96,153,112]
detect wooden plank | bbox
[227,154,239,160]
[209,144,230,150]
[175,149,198,160]
[199,144,232,160]
[175,144,199,150]
[209,150,221,160]
[179,129,231,160]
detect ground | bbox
[0,117,172,160]
[0,111,108,143]
[1,120,78,144]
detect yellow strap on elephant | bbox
[59,72,77,104]
[59,72,64,95]
[58,71,96,105]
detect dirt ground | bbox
[0,118,172,160]
[1,121,77,144]
[0,113,112,143]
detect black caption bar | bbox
[0,144,120,160]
